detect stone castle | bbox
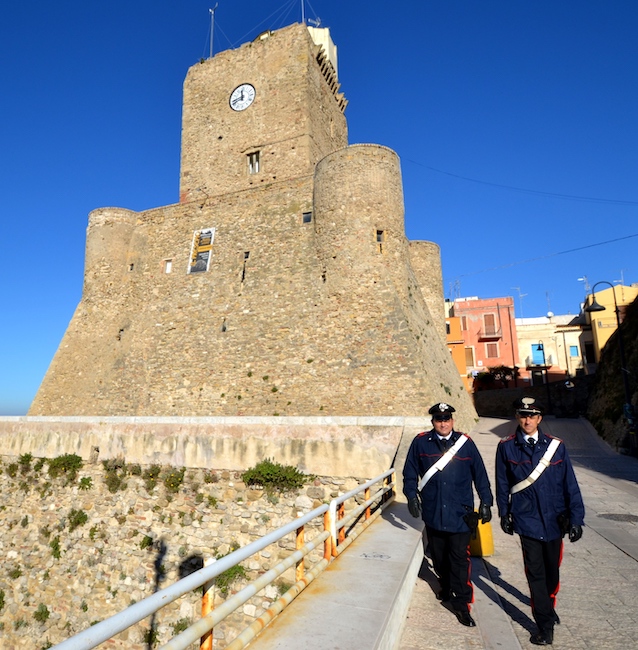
[30,23,474,424]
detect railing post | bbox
[323,510,332,562]
[337,503,345,545]
[365,486,371,520]
[296,522,305,582]
[200,557,215,650]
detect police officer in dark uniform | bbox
[495,397,585,646]
[403,402,493,627]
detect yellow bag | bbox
[469,515,494,557]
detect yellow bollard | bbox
[469,515,494,557]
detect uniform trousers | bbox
[426,526,473,611]
[520,535,563,632]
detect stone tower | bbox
[30,23,475,429]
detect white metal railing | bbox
[51,468,396,650]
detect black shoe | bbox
[530,628,554,645]
[436,590,451,601]
[454,609,476,627]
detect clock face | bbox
[230,84,256,111]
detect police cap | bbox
[428,402,456,419]
[513,396,544,416]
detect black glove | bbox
[500,514,514,535]
[479,503,492,524]
[569,524,583,543]
[407,496,421,519]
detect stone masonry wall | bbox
[0,452,365,649]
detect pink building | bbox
[450,296,520,383]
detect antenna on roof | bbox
[308,17,321,27]
[511,287,527,318]
[301,0,305,24]
[209,4,218,59]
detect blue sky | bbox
[2,1,637,415]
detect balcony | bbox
[477,327,502,341]
[525,355,554,369]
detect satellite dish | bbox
[547,311,554,318]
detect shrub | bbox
[163,468,186,494]
[68,509,88,532]
[214,546,247,597]
[48,454,83,482]
[19,453,33,473]
[171,618,191,634]
[0,588,4,611]
[143,465,162,492]
[140,535,154,550]
[79,476,93,490]
[34,603,50,623]
[241,458,312,492]
[50,536,61,559]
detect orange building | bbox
[445,302,471,392]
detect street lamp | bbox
[585,281,636,453]
[535,342,552,413]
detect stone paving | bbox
[399,416,638,650]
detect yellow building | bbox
[585,284,638,362]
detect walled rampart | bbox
[0,416,425,648]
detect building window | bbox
[464,347,475,367]
[302,211,312,224]
[461,316,468,331]
[163,259,173,274]
[483,313,497,336]
[128,263,134,272]
[486,342,498,358]
[247,151,260,174]
[376,230,385,253]
[570,345,579,357]
[445,321,451,335]
[188,227,215,274]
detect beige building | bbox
[585,284,638,362]
[515,314,592,386]
[29,24,473,424]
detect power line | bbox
[405,159,638,206]
[453,233,638,279]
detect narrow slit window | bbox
[164,259,173,274]
[128,263,134,272]
[241,251,250,283]
[302,211,312,224]
[247,151,260,174]
[376,230,385,253]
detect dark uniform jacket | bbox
[403,430,493,533]
[495,427,585,541]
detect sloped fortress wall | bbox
[30,23,475,430]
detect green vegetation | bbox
[48,454,83,482]
[34,603,50,623]
[79,476,93,490]
[241,458,312,492]
[143,465,162,492]
[171,618,191,634]
[163,467,186,493]
[140,535,154,550]
[214,544,248,597]
[68,509,88,532]
[50,536,61,559]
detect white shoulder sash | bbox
[510,438,561,495]
[417,435,469,492]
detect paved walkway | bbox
[399,416,638,650]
